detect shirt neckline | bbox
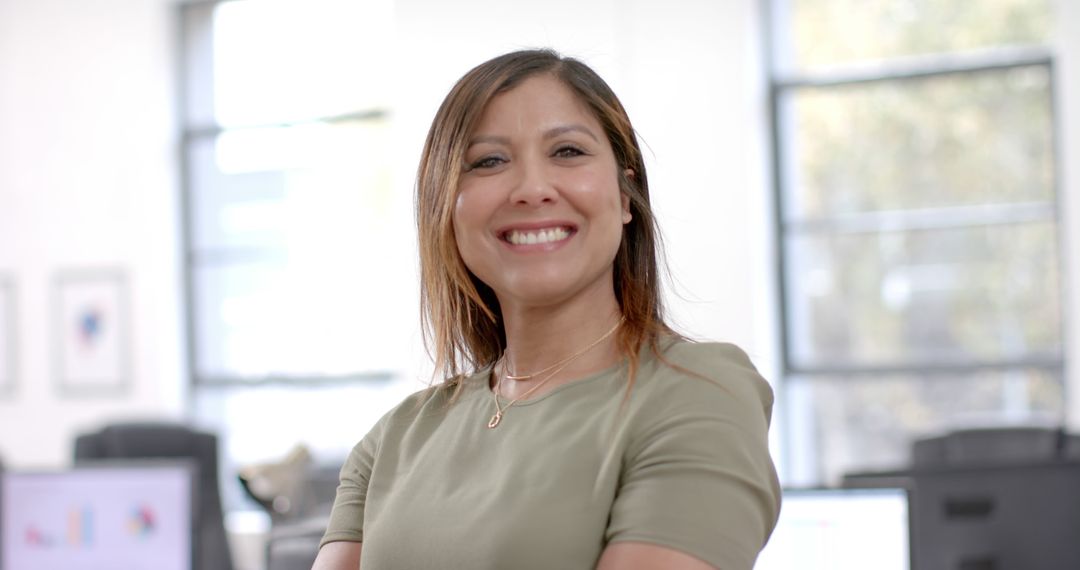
[467,359,626,407]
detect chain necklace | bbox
[487,318,622,429]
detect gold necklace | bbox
[504,342,597,381]
[487,318,622,429]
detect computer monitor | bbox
[755,487,911,570]
[1,461,196,570]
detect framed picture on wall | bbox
[0,275,14,398]
[54,269,129,396]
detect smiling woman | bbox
[312,49,781,570]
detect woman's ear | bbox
[621,169,635,224]
[621,200,632,224]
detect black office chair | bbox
[73,422,234,570]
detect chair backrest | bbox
[74,422,234,570]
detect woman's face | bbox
[453,74,630,310]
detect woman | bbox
[313,49,780,570]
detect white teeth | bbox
[506,227,570,245]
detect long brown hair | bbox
[415,49,678,398]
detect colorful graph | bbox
[21,506,92,549]
[24,525,53,548]
[19,504,158,550]
[3,467,190,570]
[127,504,157,538]
[67,506,93,547]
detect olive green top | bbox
[321,340,781,569]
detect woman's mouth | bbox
[502,226,573,245]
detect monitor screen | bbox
[755,487,910,570]
[1,462,194,570]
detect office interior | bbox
[1,0,1079,569]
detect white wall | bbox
[0,0,185,468]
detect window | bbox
[179,0,406,509]
[768,0,1064,485]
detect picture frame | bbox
[54,269,129,396]
[0,275,14,398]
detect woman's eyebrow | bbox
[544,124,598,142]
[467,134,509,148]
[467,124,599,148]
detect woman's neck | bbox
[496,294,624,397]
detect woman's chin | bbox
[497,282,576,308]
[492,272,615,311]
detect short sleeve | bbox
[604,343,781,570]
[320,422,382,547]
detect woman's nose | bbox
[508,158,557,206]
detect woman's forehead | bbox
[469,75,601,138]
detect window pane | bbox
[777,0,1052,71]
[785,222,1062,368]
[187,120,414,380]
[785,370,1064,486]
[209,0,393,126]
[781,65,1053,219]
[189,137,288,252]
[193,252,414,379]
[189,120,391,252]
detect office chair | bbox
[73,422,234,570]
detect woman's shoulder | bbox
[657,337,760,371]
[640,337,774,416]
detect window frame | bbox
[763,0,1067,482]
[177,0,395,388]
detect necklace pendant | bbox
[487,411,503,429]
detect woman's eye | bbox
[468,156,505,170]
[553,145,586,158]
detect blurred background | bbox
[0,0,1078,568]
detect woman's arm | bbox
[311,541,362,570]
[596,542,715,570]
